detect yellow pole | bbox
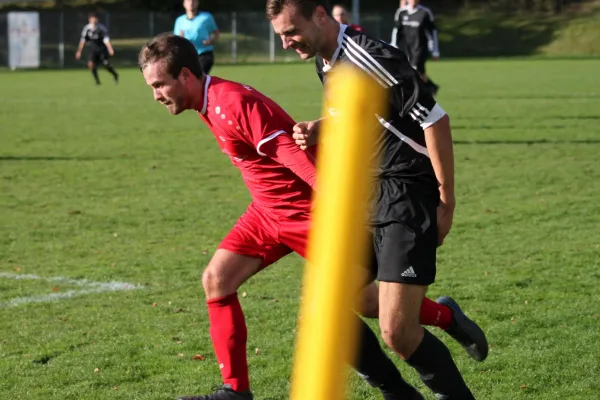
[290,65,388,400]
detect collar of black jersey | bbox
[322,23,348,73]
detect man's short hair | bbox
[88,12,97,19]
[138,32,204,79]
[266,0,332,20]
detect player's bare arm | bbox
[105,40,115,56]
[75,40,85,60]
[203,30,221,45]
[423,114,455,246]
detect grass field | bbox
[1,59,600,399]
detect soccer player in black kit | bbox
[391,0,440,96]
[75,13,119,85]
[269,0,487,398]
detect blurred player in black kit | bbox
[75,13,119,85]
[391,0,440,96]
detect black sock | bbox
[405,329,475,400]
[352,316,420,399]
[91,67,100,85]
[105,64,118,81]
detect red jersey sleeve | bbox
[221,92,318,189]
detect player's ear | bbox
[314,6,326,22]
[180,67,191,81]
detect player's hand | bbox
[436,198,454,247]
[292,120,320,150]
[75,51,81,60]
[432,54,440,61]
[108,48,115,56]
[179,30,185,36]
[203,39,211,45]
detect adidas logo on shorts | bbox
[401,266,417,278]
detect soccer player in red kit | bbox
[139,33,482,400]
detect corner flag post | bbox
[290,65,387,400]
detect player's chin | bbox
[295,48,315,60]
[165,104,183,115]
[299,51,316,60]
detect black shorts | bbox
[371,195,438,286]
[198,51,215,74]
[89,48,110,65]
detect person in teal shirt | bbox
[174,0,220,73]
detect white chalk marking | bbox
[0,272,142,307]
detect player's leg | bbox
[87,54,100,85]
[357,280,379,318]
[360,241,487,363]
[202,249,262,399]
[375,220,475,399]
[282,216,452,327]
[100,49,118,83]
[179,204,289,400]
[359,265,453,331]
[360,279,464,333]
[379,282,475,398]
[280,216,422,399]
[198,51,215,74]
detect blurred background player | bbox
[391,0,440,96]
[332,4,364,32]
[75,12,118,85]
[174,0,220,74]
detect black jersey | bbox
[315,25,447,225]
[80,23,110,52]
[391,5,439,60]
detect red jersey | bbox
[198,76,316,218]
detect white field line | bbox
[0,272,142,307]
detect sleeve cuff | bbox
[421,103,446,129]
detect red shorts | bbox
[218,203,311,267]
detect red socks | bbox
[207,293,250,392]
[205,293,450,393]
[420,297,453,330]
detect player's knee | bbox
[87,61,94,69]
[202,259,249,298]
[379,319,421,358]
[201,265,229,297]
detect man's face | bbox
[270,5,325,60]
[142,61,189,115]
[184,0,199,13]
[332,6,347,24]
[407,0,418,7]
[89,16,98,26]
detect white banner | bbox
[8,12,41,70]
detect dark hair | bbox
[88,12,98,19]
[138,33,204,79]
[266,0,331,20]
